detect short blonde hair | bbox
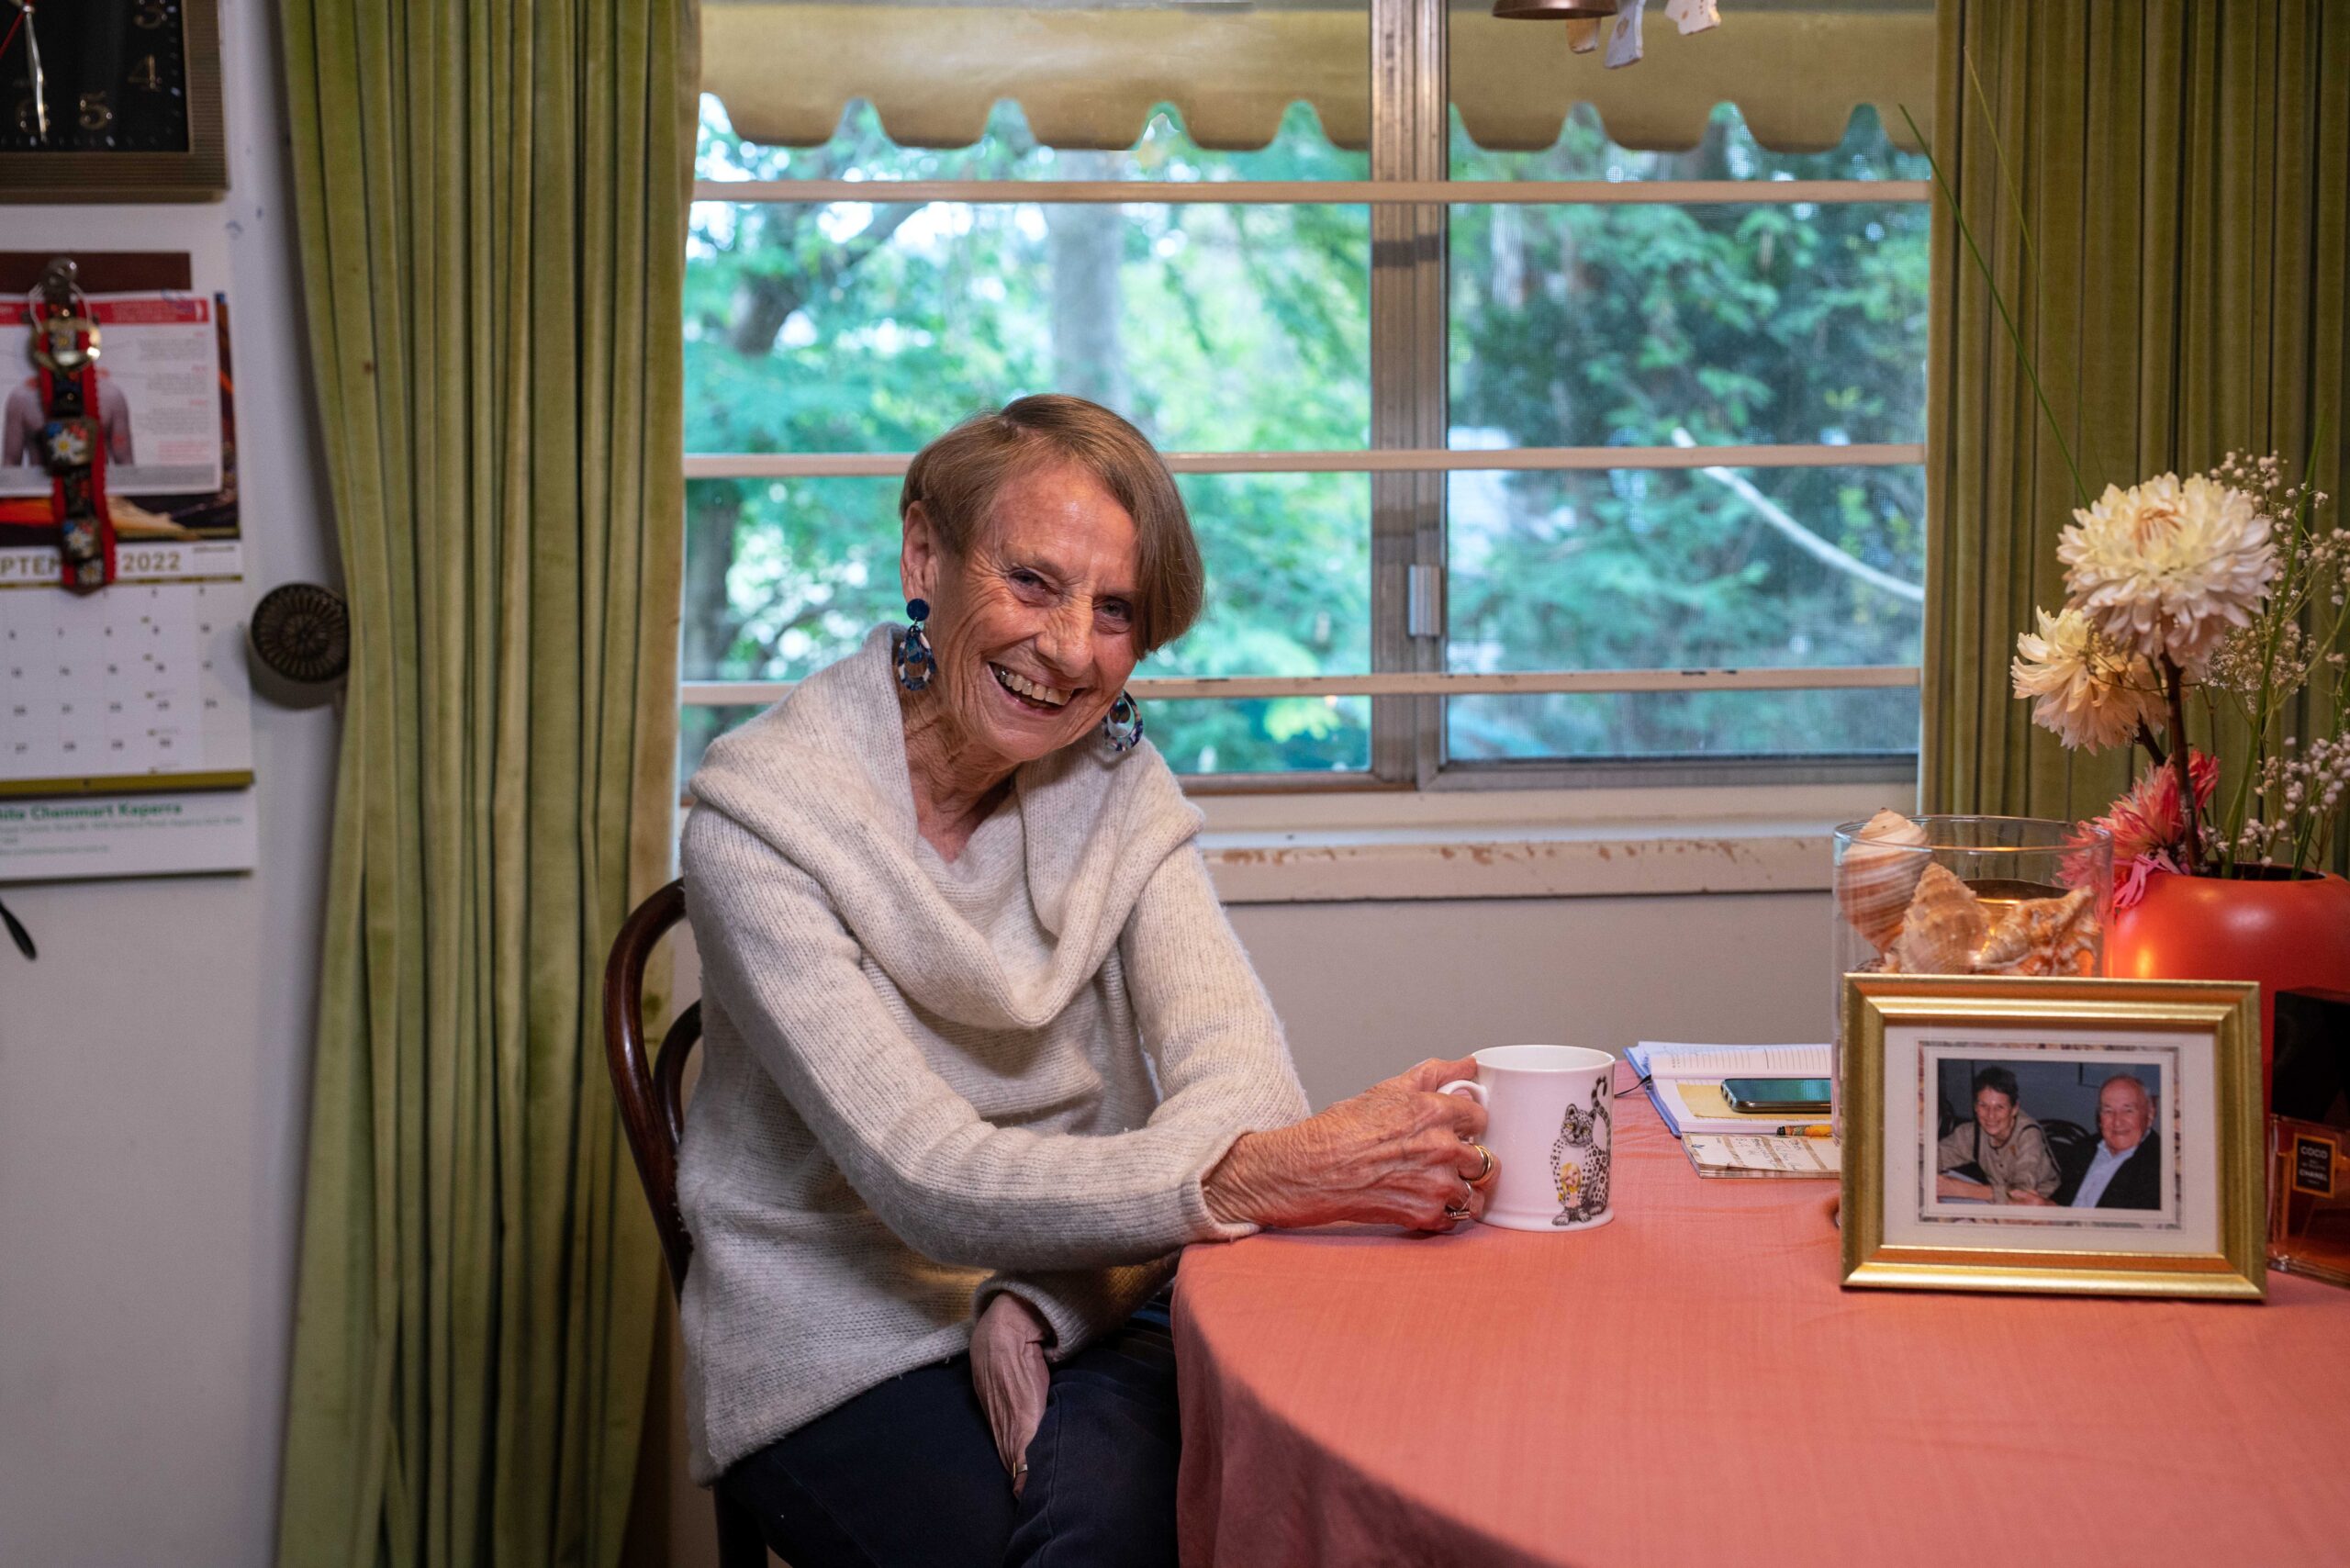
[901,395,1203,655]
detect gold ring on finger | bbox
[1466,1142,1497,1189]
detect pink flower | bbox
[2066,752,2219,891]
[2112,850,2180,910]
[2088,751,2220,862]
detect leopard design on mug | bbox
[1549,1079,1612,1226]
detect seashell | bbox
[1969,886,2099,977]
[1837,809,1931,952]
[1886,863,1988,975]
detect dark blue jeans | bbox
[718,1298,1181,1568]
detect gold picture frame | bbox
[1841,974,2265,1301]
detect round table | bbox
[1173,1108,2350,1568]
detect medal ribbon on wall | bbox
[26,265,114,593]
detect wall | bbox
[1236,892,1838,1109]
[0,2,340,1563]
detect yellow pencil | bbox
[1774,1124,1835,1138]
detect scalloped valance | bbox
[699,1,1932,155]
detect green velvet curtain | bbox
[272,2,695,1564]
[1923,0,2350,820]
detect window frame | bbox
[681,0,1927,794]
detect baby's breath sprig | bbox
[2204,452,2345,874]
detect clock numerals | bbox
[0,0,213,179]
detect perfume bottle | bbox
[2270,988,2350,1286]
[2270,1116,2350,1288]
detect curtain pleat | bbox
[273,1,695,1563]
[1923,0,2349,828]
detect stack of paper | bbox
[1682,1133,1840,1180]
[1626,1041,1833,1137]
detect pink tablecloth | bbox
[1174,1109,2350,1568]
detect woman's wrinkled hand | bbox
[970,1292,1051,1495]
[1201,1056,1494,1233]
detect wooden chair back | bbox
[602,877,767,1568]
[604,878,704,1293]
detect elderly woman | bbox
[1935,1065,2060,1202]
[678,394,1495,1567]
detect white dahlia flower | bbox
[2011,606,2167,751]
[2057,473,2277,671]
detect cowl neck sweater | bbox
[677,626,1309,1480]
[690,626,1198,1031]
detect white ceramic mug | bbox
[1439,1045,1617,1232]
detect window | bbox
[680,1,1931,790]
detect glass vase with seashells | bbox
[1830,812,2115,1130]
[1834,812,2114,980]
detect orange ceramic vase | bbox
[2108,870,2350,1107]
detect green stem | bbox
[2165,658,2203,872]
[2215,686,2259,878]
[1899,103,2090,510]
[2240,456,2328,872]
[1961,52,2108,487]
[2293,801,2321,872]
[2288,708,2331,875]
[1964,52,2040,282]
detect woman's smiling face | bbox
[1975,1087,2018,1144]
[902,459,1144,774]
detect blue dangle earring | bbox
[894,599,936,692]
[1102,689,1144,753]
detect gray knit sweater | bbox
[677,627,1311,1483]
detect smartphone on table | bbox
[1721,1077,1832,1114]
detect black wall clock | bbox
[0,0,226,202]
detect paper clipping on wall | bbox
[2,293,224,498]
[0,789,257,879]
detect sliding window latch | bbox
[1405,563,1443,641]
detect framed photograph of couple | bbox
[1841,975,2265,1301]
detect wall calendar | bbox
[1,538,252,795]
[0,252,256,879]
